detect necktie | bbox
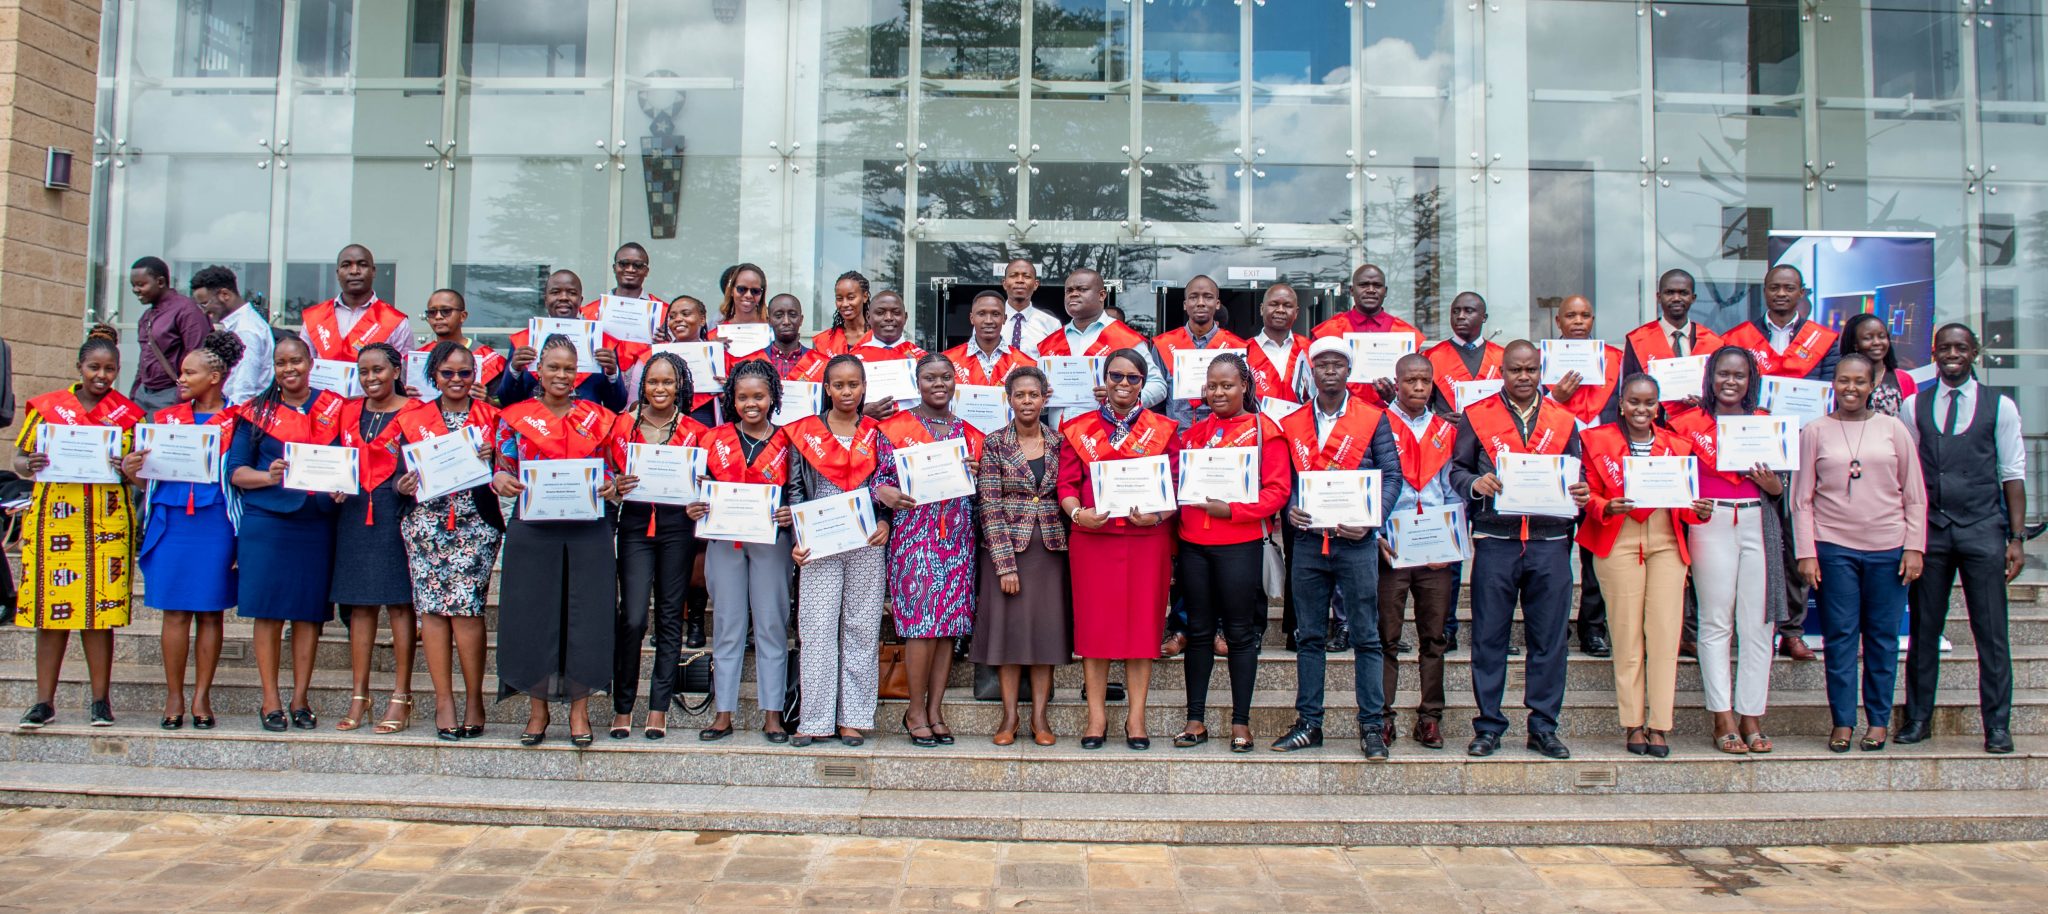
[1010,313,1024,350]
[1671,329,1685,358]
[1943,389,1961,436]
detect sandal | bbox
[929,722,955,746]
[1715,733,1750,755]
[373,695,414,735]
[1743,732,1773,754]
[903,713,937,749]
[335,695,372,732]
[1230,737,1254,753]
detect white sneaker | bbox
[1940,635,1954,653]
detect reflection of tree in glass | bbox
[479,158,586,267]
[1261,175,1455,331]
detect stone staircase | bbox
[3,555,2046,845]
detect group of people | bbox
[4,247,2023,759]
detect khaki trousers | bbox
[1591,512,1686,731]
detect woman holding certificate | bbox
[787,355,894,747]
[971,367,1070,746]
[332,343,429,734]
[393,341,504,741]
[1791,353,1926,753]
[1576,375,1713,757]
[120,331,246,730]
[659,295,721,428]
[491,334,622,748]
[11,333,143,730]
[699,360,797,743]
[1058,348,1181,750]
[811,270,872,357]
[872,352,986,747]
[605,352,712,740]
[228,333,347,731]
[1173,355,1289,752]
[1669,347,1792,754]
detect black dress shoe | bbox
[1360,730,1390,761]
[699,725,734,741]
[19,703,55,730]
[1395,639,1413,654]
[1125,736,1150,751]
[1985,728,2015,755]
[1269,723,1323,752]
[1582,632,1612,658]
[1444,631,1458,653]
[161,716,184,731]
[459,724,484,739]
[1328,625,1350,653]
[290,707,317,730]
[763,728,789,744]
[89,699,114,727]
[261,710,288,732]
[1080,735,1106,750]
[685,619,706,650]
[1526,732,1572,760]
[437,727,461,742]
[1467,732,1501,757]
[1894,718,1932,745]
[192,715,215,730]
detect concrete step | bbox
[2,759,2042,846]
[2,660,2039,738]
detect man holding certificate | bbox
[1373,354,1463,750]
[1545,295,1623,658]
[1621,269,1724,400]
[578,242,668,375]
[1311,263,1425,407]
[944,290,1038,388]
[1036,268,1165,426]
[1153,275,1249,433]
[849,290,928,421]
[1449,340,1590,759]
[1422,292,1504,415]
[1270,338,1405,759]
[498,270,627,410]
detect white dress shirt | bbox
[1004,302,1061,356]
[1059,315,1167,408]
[1387,403,1456,514]
[331,296,416,350]
[967,341,1008,376]
[219,302,274,406]
[1765,314,1798,352]
[1901,378,2025,482]
[1254,329,1308,399]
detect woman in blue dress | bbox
[121,331,245,730]
[226,333,346,732]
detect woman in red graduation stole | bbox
[604,351,713,741]
[810,270,874,357]
[871,352,987,747]
[329,343,433,735]
[491,334,623,748]
[227,332,347,731]
[11,332,143,730]
[1057,347,1182,750]
[656,294,721,427]
[786,355,895,746]
[392,341,504,741]
[697,360,797,743]
[1172,354,1289,753]
[119,331,246,732]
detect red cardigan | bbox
[1175,412,1290,546]
[1056,409,1182,537]
[1575,424,1705,562]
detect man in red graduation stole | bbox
[418,289,505,394]
[764,293,830,383]
[1246,283,1309,405]
[301,244,414,363]
[1448,340,1589,761]
[1310,263,1426,408]
[1545,294,1622,658]
[1720,263,1840,382]
[1422,291,1503,415]
[1037,268,1160,425]
[1152,275,1248,432]
[1622,268,1725,379]
[579,242,666,375]
[943,291,1036,387]
[498,270,627,410]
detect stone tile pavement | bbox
[1,807,2045,913]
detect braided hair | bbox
[831,270,870,331]
[358,341,403,371]
[721,357,784,421]
[250,332,310,428]
[77,333,120,367]
[636,350,695,414]
[193,330,246,376]
[1208,351,1258,415]
[424,339,467,377]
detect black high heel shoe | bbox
[903,713,938,749]
[458,724,484,739]
[191,715,215,730]
[1624,727,1647,756]
[161,716,184,731]
[571,731,594,749]
[437,727,461,742]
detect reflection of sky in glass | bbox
[1651,3,1802,96]
[1143,0,1239,82]
[1252,2,1348,85]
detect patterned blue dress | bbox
[873,414,976,639]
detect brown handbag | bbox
[877,643,910,699]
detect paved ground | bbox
[1,808,2045,913]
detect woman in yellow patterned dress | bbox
[11,334,143,729]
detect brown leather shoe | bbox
[1160,633,1188,658]
[991,727,1016,746]
[1413,718,1444,749]
[1679,638,1698,659]
[1213,634,1229,656]
[1780,636,1817,661]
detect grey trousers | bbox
[707,534,793,715]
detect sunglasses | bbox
[615,259,649,270]
[424,308,461,318]
[437,368,475,380]
[1105,370,1145,385]
[734,285,765,297]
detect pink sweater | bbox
[1791,414,1927,559]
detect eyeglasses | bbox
[1105,370,1146,385]
[614,260,649,270]
[734,285,765,297]
[424,308,461,318]
[437,369,475,380]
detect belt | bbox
[1710,498,1761,507]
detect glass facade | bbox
[88,0,2046,387]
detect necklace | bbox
[1836,415,1870,492]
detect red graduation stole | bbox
[502,399,612,461]
[29,388,144,432]
[1465,395,1577,541]
[1667,406,1766,487]
[1626,321,1724,365]
[416,341,506,389]
[1154,326,1250,402]
[943,343,1036,388]
[880,411,986,463]
[1246,335,1307,402]
[1582,424,1685,524]
[781,348,832,383]
[1721,320,1840,379]
[1276,397,1384,472]
[393,398,500,529]
[1387,409,1457,500]
[607,406,712,534]
[1424,339,1504,408]
[787,413,883,492]
[1062,408,1174,465]
[151,401,237,515]
[1553,343,1623,425]
[1309,311,1425,407]
[1036,319,1149,358]
[811,326,854,357]
[249,389,346,446]
[1188,411,1276,450]
[707,423,791,486]
[851,334,927,364]
[303,298,406,362]
[339,398,437,520]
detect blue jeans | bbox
[1290,531,1384,730]
[1816,543,1906,729]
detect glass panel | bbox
[1359,166,1461,331]
[1142,163,1236,225]
[1363,0,1457,89]
[917,161,1013,221]
[1143,0,1240,84]
[624,1,747,80]
[1978,7,2045,107]
[1252,166,1348,227]
[453,1,616,158]
[1651,1,1802,97]
[451,157,612,328]
[1527,0,1638,94]
[114,156,273,326]
[1032,0,1127,82]
[823,0,910,81]
[279,158,440,324]
[921,93,1022,159]
[1654,175,1804,330]
[1251,95,1349,166]
[1528,170,1646,339]
[406,0,449,77]
[1867,0,1961,101]
[922,1,1020,80]
[169,0,283,78]
[1251,1,1349,86]
[1818,179,1969,329]
[1031,162,1128,222]
[625,153,741,304]
[1031,92,1130,161]
[1142,93,1239,162]
[461,0,603,77]
[813,157,905,302]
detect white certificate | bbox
[1540,339,1607,385]
[282,442,359,495]
[1623,455,1698,509]
[952,384,1011,434]
[528,318,603,374]
[1385,502,1471,568]
[1646,355,1707,403]
[1040,355,1105,409]
[1260,397,1303,420]
[308,359,362,397]
[1453,378,1504,412]
[1715,415,1800,472]
[699,480,781,544]
[715,321,774,356]
[597,295,661,345]
[1758,376,1834,423]
[404,350,437,401]
[133,424,221,484]
[862,357,918,404]
[1089,454,1175,517]
[1493,452,1580,518]
[651,341,726,392]
[773,381,823,427]
[400,430,492,501]
[35,425,123,484]
[517,458,604,521]
[1176,446,1259,506]
[1342,333,1416,384]
[1171,347,1245,400]
[892,439,975,504]
[624,443,707,506]
[1295,469,1382,529]
[792,488,879,560]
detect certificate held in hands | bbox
[651,342,725,392]
[529,318,603,374]
[401,431,492,501]
[893,440,974,504]
[1176,446,1258,505]
[1539,338,1607,385]
[1386,503,1471,568]
[1342,333,1415,384]
[1758,376,1833,423]
[1622,455,1698,509]
[699,480,781,544]
[952,384,1011,434]
[36,425,124,484]
[1295,470,1381,528]
[792,489,879,561]
[624,444,707,506]
[1715,415,1799,472]
[1171,348,1243,400]
[134,424,222,484]
[517,458,605,521]
[283,442,359,495]
[597,295,661,345]
[862,358,918,404]
[1089,454,1175,517]
[308,359,362,397]
[774,381,823,426]
[1039,355,1105,409]
[1646,355,1707,403]
[1453,378,1503,412]
[1492,452,1580,518]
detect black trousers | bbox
[1181,539,1265,726]
[1469,538,1573,737]
[1905,519,2013,731]
[613,502,698,715]
[1575,544,1606,637]
[1775,507,1809,639]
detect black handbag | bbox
[673,650,713,714]
[779,646,802,730]
[971,663,1050,702]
